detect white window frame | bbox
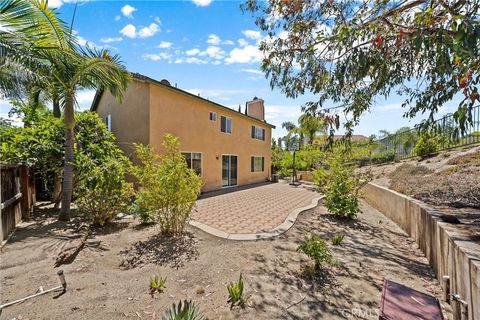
[251,156,264,172]
[181,151,203,176]
[105,114,112,131]
[252,126,265,140]
[209,111,217,122]
[221,116,232,134]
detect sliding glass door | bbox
[222,155,237,187]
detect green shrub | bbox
[132,134,202,236]
[162,300,204,320]
[129,201,154,224]
[227,274,245,307]
[75,155,133,226]
[149,275,167,294]
[331,234,344,245]
[355,150,396,166]
[299,264,316,279]
[413,134,438,158]
[370,150,396,164]
[297,234,332,271]
[315,155,361,219]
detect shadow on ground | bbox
[119,231,199,269]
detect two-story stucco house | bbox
[90,73,275,192]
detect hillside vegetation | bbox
[366,145,480,209]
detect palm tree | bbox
[47,47,130,220]
[298,114,327,144]
[281,121,301,149]
[1,0,131,220]
[281,121,296,132]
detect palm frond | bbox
[70,46,131,100]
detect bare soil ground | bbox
[1,201,450,320]
[362,145,480,210]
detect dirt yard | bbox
[362,145,480,210]
[1,201,450,319]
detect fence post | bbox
[20,166,31,221]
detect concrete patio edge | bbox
[189,195,324,241]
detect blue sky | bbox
[0,0,461,138]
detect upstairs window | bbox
[221,116,232,134]
[105,114,111,131]
[181,152,202,175]
[251,125,265,140]
[251,156,265,172]
[209,112,217,121]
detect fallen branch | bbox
[286,295,306,309]
[54,230,90,267]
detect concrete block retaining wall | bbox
[363,183,480,320]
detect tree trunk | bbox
[58,94,75,221]
[52,172,62,209]
[53,95,61,118]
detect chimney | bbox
[246,97,265,121]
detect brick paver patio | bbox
[191,182,321,236]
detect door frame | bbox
[221,154,238,188]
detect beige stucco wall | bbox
[246,99,265,121]
[363,183,480,320]
[148,83,272,192]
[95,80,150,159]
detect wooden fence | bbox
[0,164,35,241]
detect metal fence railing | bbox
[378,105,480,160]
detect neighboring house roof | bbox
[333,134,369,141]
[90,72,275,128]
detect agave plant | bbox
[149,275,166,294]
[162,300,204,320]
[331,234,345,245]
[227,273,245,307]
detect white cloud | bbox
[185,57,208,64]
[265,104,303,138]
[121,5,137,19]
[207,34,221,45]
[143,52,172,61]
[77,36,88,46]
[47,0,64,8]
[186,48,201,56]
[120,24,136,38]
[373,103,404,112]
[120,23,159,39]
[237,38,249,47]
[138,23,160,38]
[241,68,263,75]
[100,37,123,43]
[206,34,233,45]
[75,90,97,110]
[154,17,161,24]
[157,41,172,49]
[184,46,224,61]
[225,45,262,64]
[115,15,121,21]
[192,0,212,6]
[203,46,224,59]
[47,0,87,8]
[242,30,262,40]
